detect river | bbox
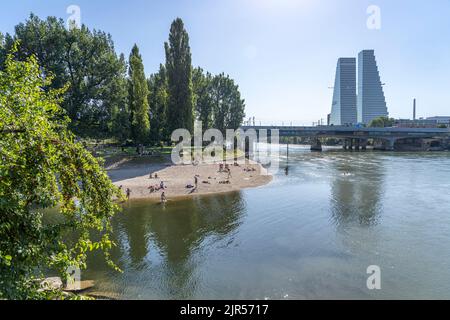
[83,145,450,299]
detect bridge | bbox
[240,125,450,151]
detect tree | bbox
[148,64,169,145]
[368,116,395,128]
[2,14,128,138]
[193,67,214,133]
[128,44,150,144]
[210,73,246,133]
[110,53,130,142]
[0,44,122,299]
[0,32,6,68]
[165,18,194,135]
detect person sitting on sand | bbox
[155,173,158,179]
[219,163,224,172]
[160,181,166,189]
[161,192,167,204]
[148,185,155,193]
[149,173,153,179]
[126,188,131,200]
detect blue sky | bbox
[1,0,449,124]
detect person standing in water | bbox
[161,192,167,204]
[126,188,131,200]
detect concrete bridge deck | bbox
[240,125,450,151]
[241,125,450,137]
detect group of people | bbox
[148,181,166,193]
[119,185,132,200]
[218,163,233,179]
[148,172,167,203]
[119,177,167,204]
[186,175,200,190]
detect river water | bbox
[84,145,450,299]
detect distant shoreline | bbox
[106,157,273,202]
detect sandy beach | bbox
[106,157,273,201]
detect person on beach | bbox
[161,192,167,204]
[160,181,165,189]
[126,188,131,200]
[149,173,153,179]
[227,167,232,179]
[194,176,198,188]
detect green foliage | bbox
[128,45,150,144]
[0,14,247,146]
[0,32,6,68]
[193,67,214,133]
[210,73,246,133]
[0,44,123,299]
[192,69,246,134]
[2,14,128,139]
[368,116,395,128]
[148,64,169,144]
[165,18,194,134]
[109,54,130,142]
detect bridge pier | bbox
[342,139,348,150]
[385,138,396,151]
[361,139,368,150]
[354,139,361,151]
[310,138,322,152]
[343,138,353,150]
[375,138,397,151]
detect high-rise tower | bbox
[329,58,357,125]
[357,50,388,124]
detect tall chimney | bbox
[413,98,416,121]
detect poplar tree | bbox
[128,44,150,144]
[165,18,194,135]
[148,64,169,145]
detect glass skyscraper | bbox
[329,58,357,125]
[357,50,388,124]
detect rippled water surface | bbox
[84,146,450,299]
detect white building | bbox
[426,116,450,124]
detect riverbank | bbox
[106,156,272,201]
